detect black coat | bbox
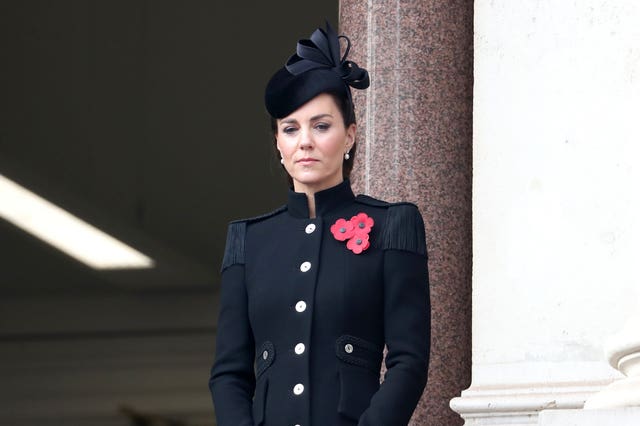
[209,180,430,426]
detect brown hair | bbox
[270,91,357,186]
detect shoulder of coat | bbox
[374,201,427,256]
[229,204,288,225]
[221,205,287,272]
[355,194,418,210]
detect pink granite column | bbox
[340,1,473,425]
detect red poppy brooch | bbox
[330,212,374,254]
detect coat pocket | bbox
[253,376,268,426]
[335,335,383,421]
[254,341,275,425]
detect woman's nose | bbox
[299,129,313,148]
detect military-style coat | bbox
[209,180,430,426]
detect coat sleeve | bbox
[209,221,256,426]
[359,204,431,426]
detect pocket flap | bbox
[255,341,275,378]
[335,335,382,373]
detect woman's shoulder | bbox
[355,194,426,256]
[355,194,420,211]
[220,205,287,271]
[228,204,288,226]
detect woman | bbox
[209,22,430,426]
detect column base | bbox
[584,310,640,409]
[538,408,640,425]
[584,374,640,409]
[450,381,609,425]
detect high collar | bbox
[287,180,355,218]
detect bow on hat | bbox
[285,22,370,90]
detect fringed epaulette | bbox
[221,221,246,271]
[221,205,287,271]
[379,203,427,256]
[356,195,427,255]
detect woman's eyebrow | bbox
[310,113,333,121]
[280,113,333,125]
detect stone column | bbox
[451,1,640,425]
[340,1,474,425]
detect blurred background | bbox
[0,1,337,425]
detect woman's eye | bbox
[315,123,330,131]
[282,127,297,134]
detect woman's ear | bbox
[274,132,281,152]
[346,123,356,151]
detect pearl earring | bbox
[280,158,284,165]
[344,152,350,160]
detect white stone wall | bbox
[452,1,640,424]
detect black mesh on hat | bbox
[264,22,370,118]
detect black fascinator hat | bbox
[265,22,370,119]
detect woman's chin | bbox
[292,175,341,191]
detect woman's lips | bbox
[296,158,318,165]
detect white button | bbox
[300,261,311,272]
[293,383,304,395]
[295,301,307,312]
[344,344,354,354]
[294,343,305,355]
[305,223,316,234]
[262,350,269,360]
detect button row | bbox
[293,222,314,425]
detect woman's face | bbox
[276,93,355,194]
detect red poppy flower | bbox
[331,213,374,254]
[350,212,374,234]
[346,234,370,254]
[330,218,355,241]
